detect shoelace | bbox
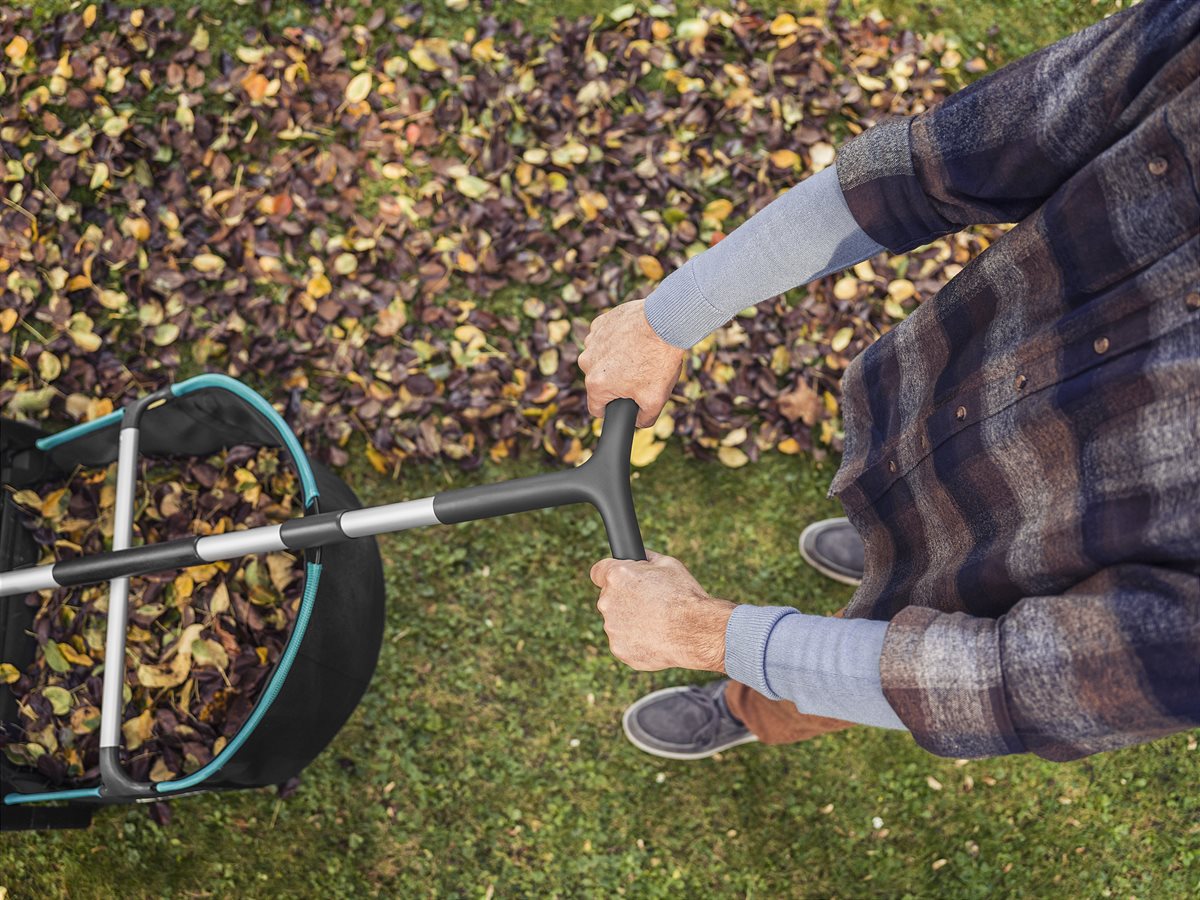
[680,686,728,746]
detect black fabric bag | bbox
[1,377,385,831]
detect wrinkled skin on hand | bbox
[590,550,735,672]
[578,299,685,428]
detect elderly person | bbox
[580,0,1199,762]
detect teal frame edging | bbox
[4,787,101,806]
[35,409,122,451]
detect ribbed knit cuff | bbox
[644,262,736,349]
[723,605,797,701]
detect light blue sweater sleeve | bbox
[724,605,907,730]
[644,163,883,348]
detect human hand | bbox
[578,298,684,428]
[589,550,735,672]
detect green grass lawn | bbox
[5,1,1197,897]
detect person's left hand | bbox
[590,550,735,672]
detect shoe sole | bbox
[621,686,760,761]
[798,520,863,587]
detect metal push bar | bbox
[0,383,645,801]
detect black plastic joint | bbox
[121,387,173,429]
[98,747,155,800]
[279,511,346,551]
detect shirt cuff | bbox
[723,604,797,700]
[643,262,734,349]
[725,604,908,730]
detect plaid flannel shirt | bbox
[831,0,1200,760]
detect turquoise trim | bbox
[4,787,102,806]
[35,409,123,451]
[157,561,323,794]
[171,374,318,505]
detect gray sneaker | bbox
[798,517,864,586]
[622,679,758,760]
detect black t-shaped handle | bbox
[431,399,646,560]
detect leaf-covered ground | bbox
[5,0,1198,897]
[3,1,999,470]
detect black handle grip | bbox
[432,399,646,560]
[590,399,645,561]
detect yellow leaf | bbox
[38,352,62,382]
[89,161,109,190]
[136,624,204,688]
[409,43,439,72]
[192,253,225,274]
[241,72,270,102]
[5,36,28,63]
[629,428,666,468]
[122,709,155,750]
[637,255,664,281]
[720,427,748,447]
[652,402,676,439]
[191,638,229,670]
[717,445,749,468]
[0,308,18,333]
[366,444,389,474]
[810,142,836,170]
[546,319,571,345]
[307,273,332,298]
[173,572,194,600]
[83,4,97,28]
[856,73,888,92]
[770,13,798,35]
[210,582,231,615]
[122,217,150,241]
[98,289,128,310]
[538,348,559,376]
[833,277,858,301]
[578,191,608,221]
[703,198,733,222]
[455,175,491,199]
[266,553,296,592]
[345,71,372,104]
[831,327,854,353]
[769,149,800,168]
[777,437,803,455]
[0,663,20,684]
[887,278,916,302]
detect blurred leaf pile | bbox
[0,1,997,470]
[1,446,304,787]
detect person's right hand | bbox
[578,298,684,428]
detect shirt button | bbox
[1187,291,1200,311]
[1014,374,1027,390]
[1094,337,1110,354]
[1148,157,1168,176]
[955,405,967,421]
[888,459,897,474]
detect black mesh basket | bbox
[1,375,385,831]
